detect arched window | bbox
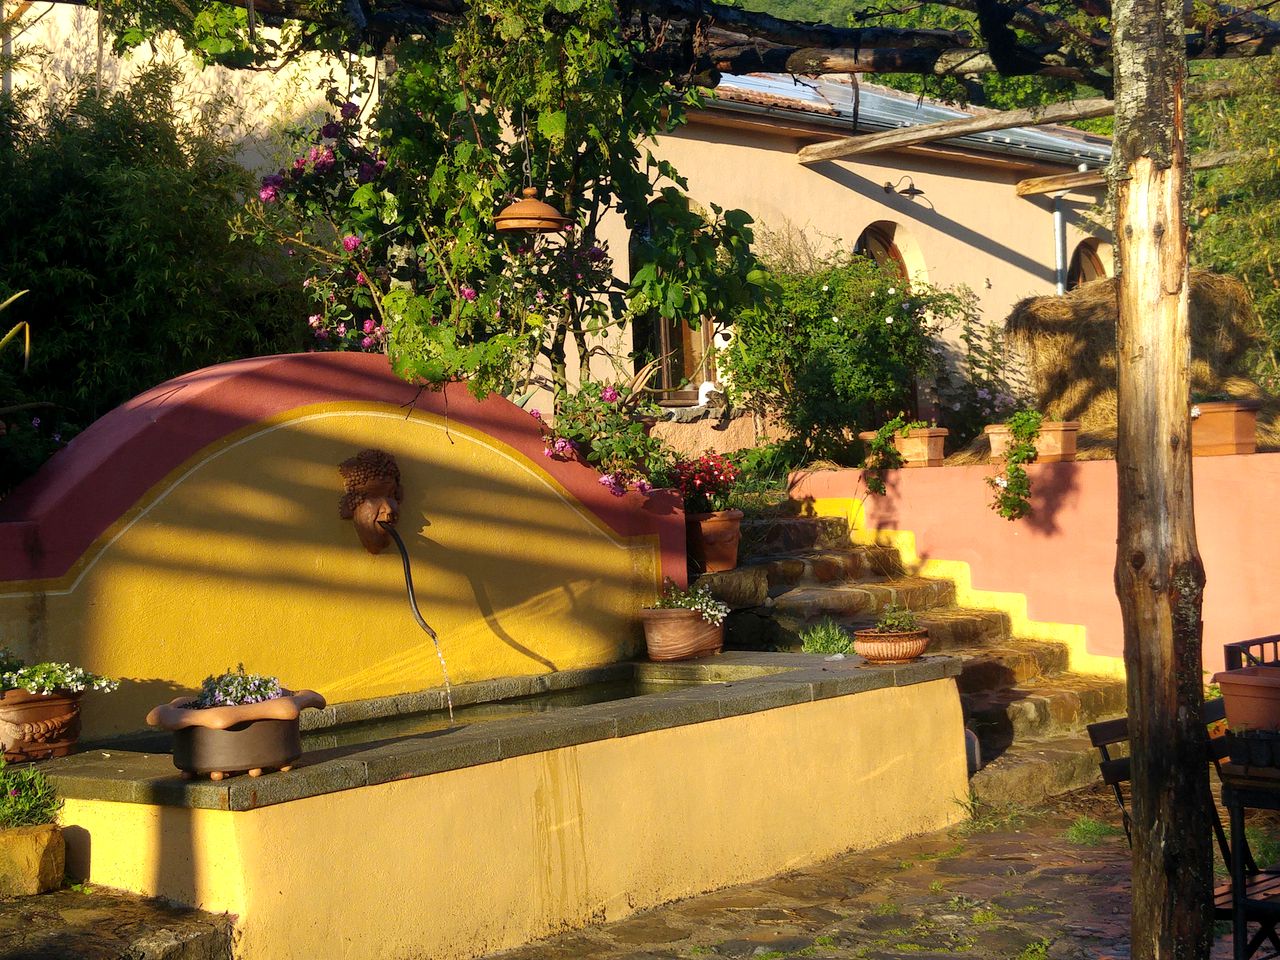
[855,222,910,282]
[629,199,715,406]
[1067,239,1107,290]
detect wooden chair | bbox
[1087,701,1280,959]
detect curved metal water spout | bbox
[378,519,454,721]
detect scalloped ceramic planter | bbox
[984,421,1081,463]
[640,609,724,662]
[852,628,930,664]
[0,689,82,762]
[146,690,326,780]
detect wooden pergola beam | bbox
[795,76,1250,166]
[1015,147,1246,195]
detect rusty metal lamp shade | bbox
[495,187,571,233]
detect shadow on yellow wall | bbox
[0,402,662,737]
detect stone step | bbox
[745,546,904,588]
[724,604,1013,655]
[841,606,1013,651]
[952,641,1072,695]
[963,675,1128,757]
[969,734,1103,807]
[738,515,850,560]
[770,576,957,620]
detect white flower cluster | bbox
[654,584,731,626]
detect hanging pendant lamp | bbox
[495,187,571,234]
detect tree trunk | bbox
[1112,0,1214,957]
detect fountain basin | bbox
[43,652,967,960]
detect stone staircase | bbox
[699,512,1125,807]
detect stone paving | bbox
[486,785,1239,960]
[0,887,231,960]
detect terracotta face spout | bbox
[338,450,404,555]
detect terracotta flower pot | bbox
[0,689,82,762]
[1192,399,1260,456]
[146,690,325,780]
[1211,666,1280,732]
[852,628,930,664]
[984,421,1081,463]
[687,509,744,573]
[640,608,724,662]
[858,428,949,468]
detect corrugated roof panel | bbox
[712,74,1113,168]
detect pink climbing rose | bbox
[342,235,362,253]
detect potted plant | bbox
[986,410,1043,521]
[985,415,1079,463]
[1191,395,1261,456]
[146,665,325,781]
[0,648,119,762]
[0,759,64,896]
[853,605,930,664]
[1212,665,1280,735]
[640,580,730,662]
[671,452,743,572]
[859,415,948,474]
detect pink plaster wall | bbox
[789,455,1280,674]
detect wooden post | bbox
[1112,0,1214,955]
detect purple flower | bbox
[598,473,627,497]
[587,245,606,262]
[601,386,620,403]
[357,272,368,286]
[542,446,553,458]
[530,409,543,421]
[361,336,375,349]
[357,159,386,184]
[30,417,40,428]
[633,478,652,494]
[315,328,329,340]
[362,319,376,334]
[341,101,360,120]
[336,323,347,336]
[460,285,478,302]
[552,437,574,456]
[53,433,62,443]
[259,185,279,203]
[342,235,362,253]
[321,121,342,139]
[308,314,322,328]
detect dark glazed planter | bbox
[147,690,325,780]
[0,689,82,762]
[687,509,744,573]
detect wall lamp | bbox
[883,177,926,200]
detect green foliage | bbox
[0,68,306,497]
[862,414,928,496]
[873,604,920,633]
[0,760,62,830]
[987,410,1043,520]
[1064,816,1125,846]
[1191,58,1280,387]
[933,313,1027,446]
[722,251,960,463]
[800,619,852,655]
[251,0,766,401]
[536,381,670,494]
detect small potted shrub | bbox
[859,414,948,487]
[985,411,1079,463]
[672,452,743,572]
[853,605,930,664]
[640,580,730,662]
[1191,395,1261,456]
[146,665,325,781]
[0,648,119,762]
[0,759,64,896]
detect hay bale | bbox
[949,270,1276,462]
